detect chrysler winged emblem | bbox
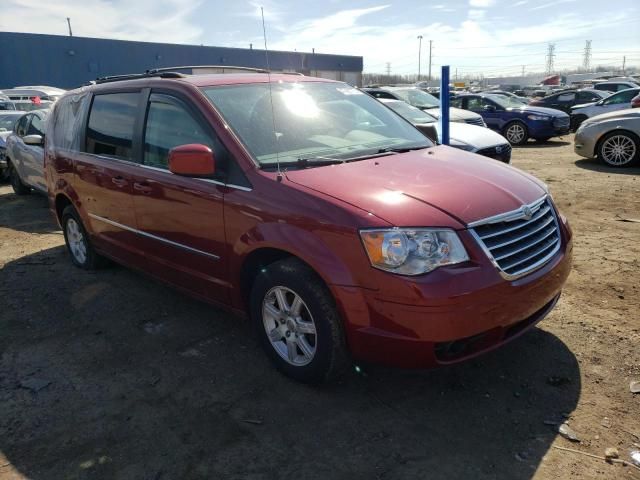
[522,205,533,220]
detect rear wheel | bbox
[503,121,528,145]
[597,131,639,168]
[8,161,30,195]
[250,258,349,383]
[61,205,109,269]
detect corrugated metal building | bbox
[0,32,363,89]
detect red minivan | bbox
[46,70,572,382]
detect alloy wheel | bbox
[600,135,636,166]
[506,124,525,144]
[66,218,87,264]
[262,286,317,366]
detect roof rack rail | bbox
[95,71,186,84]
[147,65,270,74]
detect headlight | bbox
[360,228,469,275]
[527,114,551,121]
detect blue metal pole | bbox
[440,65,450,145]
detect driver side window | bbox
[143,97,214,169]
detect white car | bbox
[570,87,640,130]
[5,109,49,194]
[380,99,512,163]
[0,111,25,179]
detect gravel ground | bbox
[1,135,639,480]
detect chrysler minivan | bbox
[46,70,572,383]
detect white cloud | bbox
[512,0,529,5]
[529,0,576,10]
[468,9,486,20]
[469,0,496,7]
[0,0,203,43]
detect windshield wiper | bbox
[376,145,431,154]
[267,156,346,169]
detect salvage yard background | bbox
[1,136,639,479]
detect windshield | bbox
[391,88,440,109]
[487,95,526,109]
[0,114,20,130]
[384,101,437,124]
[202,82,431,166]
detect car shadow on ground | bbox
[574,158,640,175]
[516,139,571,149]
[0,243,581,479]
[0,189,60,234]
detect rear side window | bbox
[143,97,213,169]
[49,90,91,151]
[557,93,576,102]
[86,92,140,160]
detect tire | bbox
[8,160,31,195]
[250,257,349,383]
[502,121,529,146]
[571,115,587,131]
[61,205,109,269]
[597,131,639,168]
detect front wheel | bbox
[503,121,529,145]
[8,161,31,195]
[597,131,639,168]
[250,258,349,383]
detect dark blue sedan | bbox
[451,94,570,145]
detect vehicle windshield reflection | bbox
[202,82,432,167]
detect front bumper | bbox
[332,218,573,369]
[528,120,570,139]
[574,128,596,158]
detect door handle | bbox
[111,176,128,187]
[134,181,152,194]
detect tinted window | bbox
[368,90,396,100]
[26,113,46,136]
[15,115,30,136]
[603,90,637,105]
[86,93,140,160]
[0,114,20,131]
[143,98,214,169]
[466,97,483,110]
[557,93,576,102]
[577,92,602,102]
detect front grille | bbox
[470,197,561,278]
[476,143,512,163]
[465,117,486,127]
[553,117,570,128]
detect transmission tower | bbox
[545,43,556,75]
[583,40,592,72]
[385,62,391,76]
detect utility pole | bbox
[583,40,592,72]
[622,56,626,75]
[385,62,391,77]
[545,43,555,75]
[428,40,433,81]
[66,17,73,37]
[417,35,423,81]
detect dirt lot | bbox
[1,135,639,480]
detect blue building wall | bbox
[0,32,363,89]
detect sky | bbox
[2,0,639,76]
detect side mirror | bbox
[23,134,44,146]
[483,104,496,112]
[168,144,215,177]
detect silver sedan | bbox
[574,108,640,168]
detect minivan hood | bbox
[284,146,546,227]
